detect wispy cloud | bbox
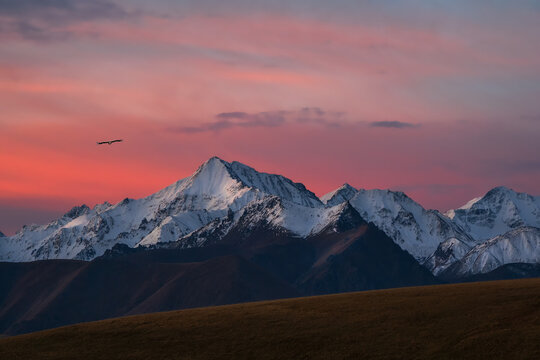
[0,0,129,41]
[172,107,345,133]
[369,120,420,129]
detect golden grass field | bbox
[1,278,539,359]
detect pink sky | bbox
[1,1,539,234]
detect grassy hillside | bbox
[1,279,539,359]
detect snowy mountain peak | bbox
[485,185,513,196]
[183,156,244,197]
[93,202,112,213]
[318,201,366,234]
[480,186,538,205]
[207,155,226,163]
[446,186,540,241]
[194,156,230,177]
[338,183,356,192]
[321,183,358,206]
[445,197,481,219]
[63,205,90,219]
[160,157,321,208]
[458,197,482,210]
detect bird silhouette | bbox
[97,139,123,145]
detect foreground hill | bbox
[0,255,299,335]
[1,279,539,360]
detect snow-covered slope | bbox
[442,227,540,277]
[320,183,358,207]
[424,237,474,275]
[227,161,322,207]
[0,157,328,262]
[321,184,540,275]
[424,187,540,275]
[0,205,96,261]
[346,189,472,262]
[320,184,475,262]
[445,187,540,241]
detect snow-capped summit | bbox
[445,197,482,219]
[445,186,540,241]
[155,156,321,209]
[181,156,246,198]
[346,189,471,261]
[150,156,254,212]
[315,201,366,234]
[320,183,358,206]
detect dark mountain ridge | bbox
[0,210,438,335]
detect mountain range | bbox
[2,156,538,275]
[1,157,539,335]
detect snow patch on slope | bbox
[446,227,540,276]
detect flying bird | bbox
[97,139,123,145]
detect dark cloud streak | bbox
[216,112,249,119]
[369,120,420,129]
[0,0,126,18]
[171,107,346,133]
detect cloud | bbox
[216,112,249,119]
[0,0,129,41]
[369,120,420,129]
[0,0,126,18]
[172,107,346,133]
[177,111,286,133]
